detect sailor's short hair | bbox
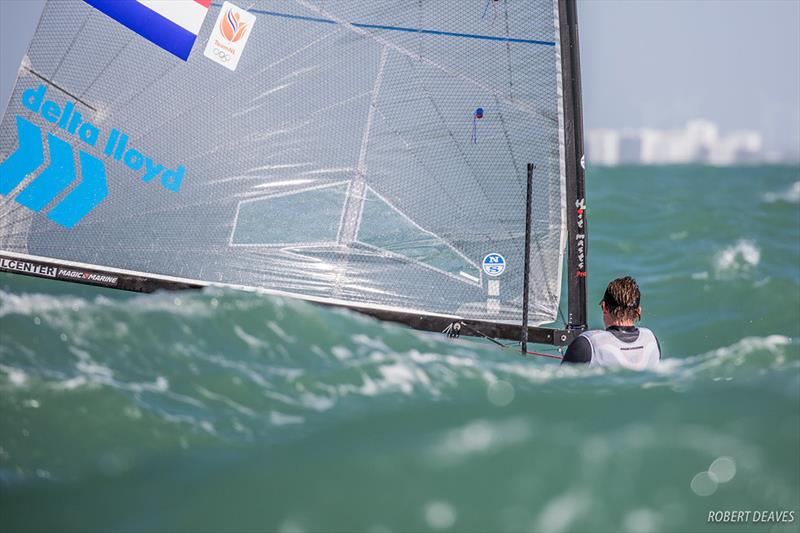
[602,276,641,321]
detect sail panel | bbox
[0,0,568,326]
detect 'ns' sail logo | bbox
[482,253,506,277]
[220,9,248,42]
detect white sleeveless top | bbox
[582,327,660,370]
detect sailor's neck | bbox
[605,323,637,330]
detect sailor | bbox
[562,276,661,368]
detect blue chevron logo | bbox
[0,115,108,229]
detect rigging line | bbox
[457,322,562,360]
[507,340,564,360]
[492,96,520,186]
[21,67,97,112]
[457,322,506,348]
[502,0,515,101]
[522,348,562,360]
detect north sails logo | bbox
[0,84,185,228]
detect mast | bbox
[520,163,534,354]
[559,0,588,332]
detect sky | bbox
[1,0,799,157]
[579,0,800,158]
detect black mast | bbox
[520,163,534,354]
[559,0,588,332]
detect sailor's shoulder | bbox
[636,327,657,340]
[580,329,612,341]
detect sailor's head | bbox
[600,276,641,327]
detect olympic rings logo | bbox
[213,48,232,62]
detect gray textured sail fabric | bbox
[0,0,567,325]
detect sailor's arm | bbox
[561,335,592,364]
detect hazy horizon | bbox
[1,0,798,158]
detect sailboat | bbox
[0,0,588,352]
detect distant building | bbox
[586,120,765,166]
[586,129,619,166]
[617,131,642,165]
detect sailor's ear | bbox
[636,306,642,320]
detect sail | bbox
[0,0,576,331]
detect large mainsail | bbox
[0,0,586,344]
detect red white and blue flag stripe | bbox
[83,0,211,60]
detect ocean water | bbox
[1,165,798,533]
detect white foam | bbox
[75,360,115,380]
[266,321,296,343]
[763,180,800,203]
[195,385,256,417]
[330,346,352,361]
[713,239,760,279]
[51,375,88,390]
[233,325,267,348]
[0,289,213,321]
[707,335,791,360]
[0,364,29,386]
[378,363,416,394]
[270,410,305,426]
[0,290,87,318]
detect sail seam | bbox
[223,6,556,46]
[338,45,390,245]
